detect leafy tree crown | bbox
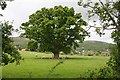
[21,5,89,54]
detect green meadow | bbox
[2,51,109,78]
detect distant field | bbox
[2,51,109,78]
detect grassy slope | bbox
[2,51,109,78]
[12,37,113,51]
[76,41,113,51]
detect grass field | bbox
[2,51,109,78]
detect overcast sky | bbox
[0,0,114,43]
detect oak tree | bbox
[21,5,89,59]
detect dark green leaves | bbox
[0,1,7,10]
[27,40,38,51]
[21,5,89,54]
[78,0,120,76]
[1,21,21,65]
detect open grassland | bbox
[2,51,109,78]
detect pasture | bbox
[2,51,109,78]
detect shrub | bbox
[27,40,38,51]
[70,53,74,55]
[87,51,94,56]
[107,45,120,77]
[84,66,116,78]
[25,48,29,51]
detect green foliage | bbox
[1,21,21,65]
[97,67,114,78]
[21,5,89,58]
[0,0,19,65]
[85,66,115,78]
[78,0,120,42]
[78,0,120,75]
[0,0,7,10]
[107,45,120,77]
[27,40,38,51]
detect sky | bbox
[0,0,114,43]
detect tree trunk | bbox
[53,52,59,59]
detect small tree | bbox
[21,5,89,59]
[27,40,38,51]
[1,21,21,65]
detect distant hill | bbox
[76,41,113,51]
[12,37,29,49]
[12,37,114,51]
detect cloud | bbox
[85,29,114,43]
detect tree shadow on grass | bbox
[47,73,62,78]
[33,56,96,60]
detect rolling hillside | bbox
[12,37,30,49]
[12,37,113,51]
[76,41,113,51]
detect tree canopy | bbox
[0,0,7,16]
[78,0,120,76]
[21,5,89,59]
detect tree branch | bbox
[0,14,3,16]
[99,0,118,28]
[89,25,115,30]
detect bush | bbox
[27,40,38,51]
[83,66,116,78]
[95,52,100,56]
[87,53,94,56]
[87,51,94,56]
[107,45,120,77]
[25,48,29,51]
[70,53,74,55]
